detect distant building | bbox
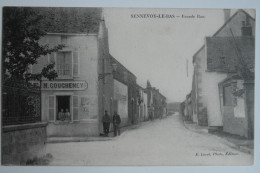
[146,81,167,119]
[136,84,148,122]
[184,92,192,121]
[100,54,137,129]
[167,102,181,114]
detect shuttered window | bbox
[49,95,55,121]
[57,52,72,77]
[73,51,79,77]
[72,95,79,121]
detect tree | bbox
[2,7,64,82]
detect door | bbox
[57,96,70,121]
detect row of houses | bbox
[2,7,167,164]
[182,9,255,139]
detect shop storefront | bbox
[33,33,102,137]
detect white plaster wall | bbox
[194,10,255,127]
[198,46,227,126]
[202,72,227,126]
[143,93,148,119]
[113,79,128,119]
[234,80,246,118]
[39,35,99,121]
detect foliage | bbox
[2,7,64,81]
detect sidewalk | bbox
[46,122,143,144]
[183,120,254,154]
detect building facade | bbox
[136,85,148,122]
[218,76,254,138]
[192,10,255,129]
[99,54,138,132]
[146,81,167,120]
[29,8,106,137]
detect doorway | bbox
[57,96,70,120]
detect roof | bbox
[192,45,205,63]
[193,9,255,63]
[34,7,102,33]
[136,84,145,91]
[110,54,136,78]
[206,36,255,72]
[213,9,255,37]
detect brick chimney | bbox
[223,9,231,22]
[241,15,252,36]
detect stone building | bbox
[191,9,255,138]
[208,36,254,138]
[27,8,108,137]
[146,81,167,119]
[99,54,137,131]
[136,84,148,122]
[30,7,144,136]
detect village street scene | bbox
[1,7,255,166]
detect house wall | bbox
[244,82,254,139]
[143,92,148,120]
[191,65,198,123]
[113,79,128,126]
[219,79,250,138]
[214,11,255,37]
[203,72,227,126]
[193,47,208,126]
[196,45,229,126]
[97,20,113,133]
[193,10,255,127]
[36,34,100,137]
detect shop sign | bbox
[32,81,88,90]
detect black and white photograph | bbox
[1,7,256,166]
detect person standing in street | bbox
[102,110,111,137]
[113,111,121,136]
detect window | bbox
[73,51,79,77]
[57,96,70,121]
[57,52,72,78]
[48,95,79,122]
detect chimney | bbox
[223,9,231,22]
[241,15,252,36]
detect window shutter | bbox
[72,95,79,121]
[73,51,79,77]
[48,95,55,121]
[57,52,63,76]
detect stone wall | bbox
[2,122,47,165]
[47,121,99,137]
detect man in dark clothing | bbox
[112,111,121,136]
[102,110,111,136]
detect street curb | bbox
[46,137,114,144]
[182,120,254,155]
[46,122,144,144]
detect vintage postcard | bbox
[1,7,255,166]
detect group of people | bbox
[58,108,71,121]
[102,110,121,137]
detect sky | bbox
[104,8,254,102]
